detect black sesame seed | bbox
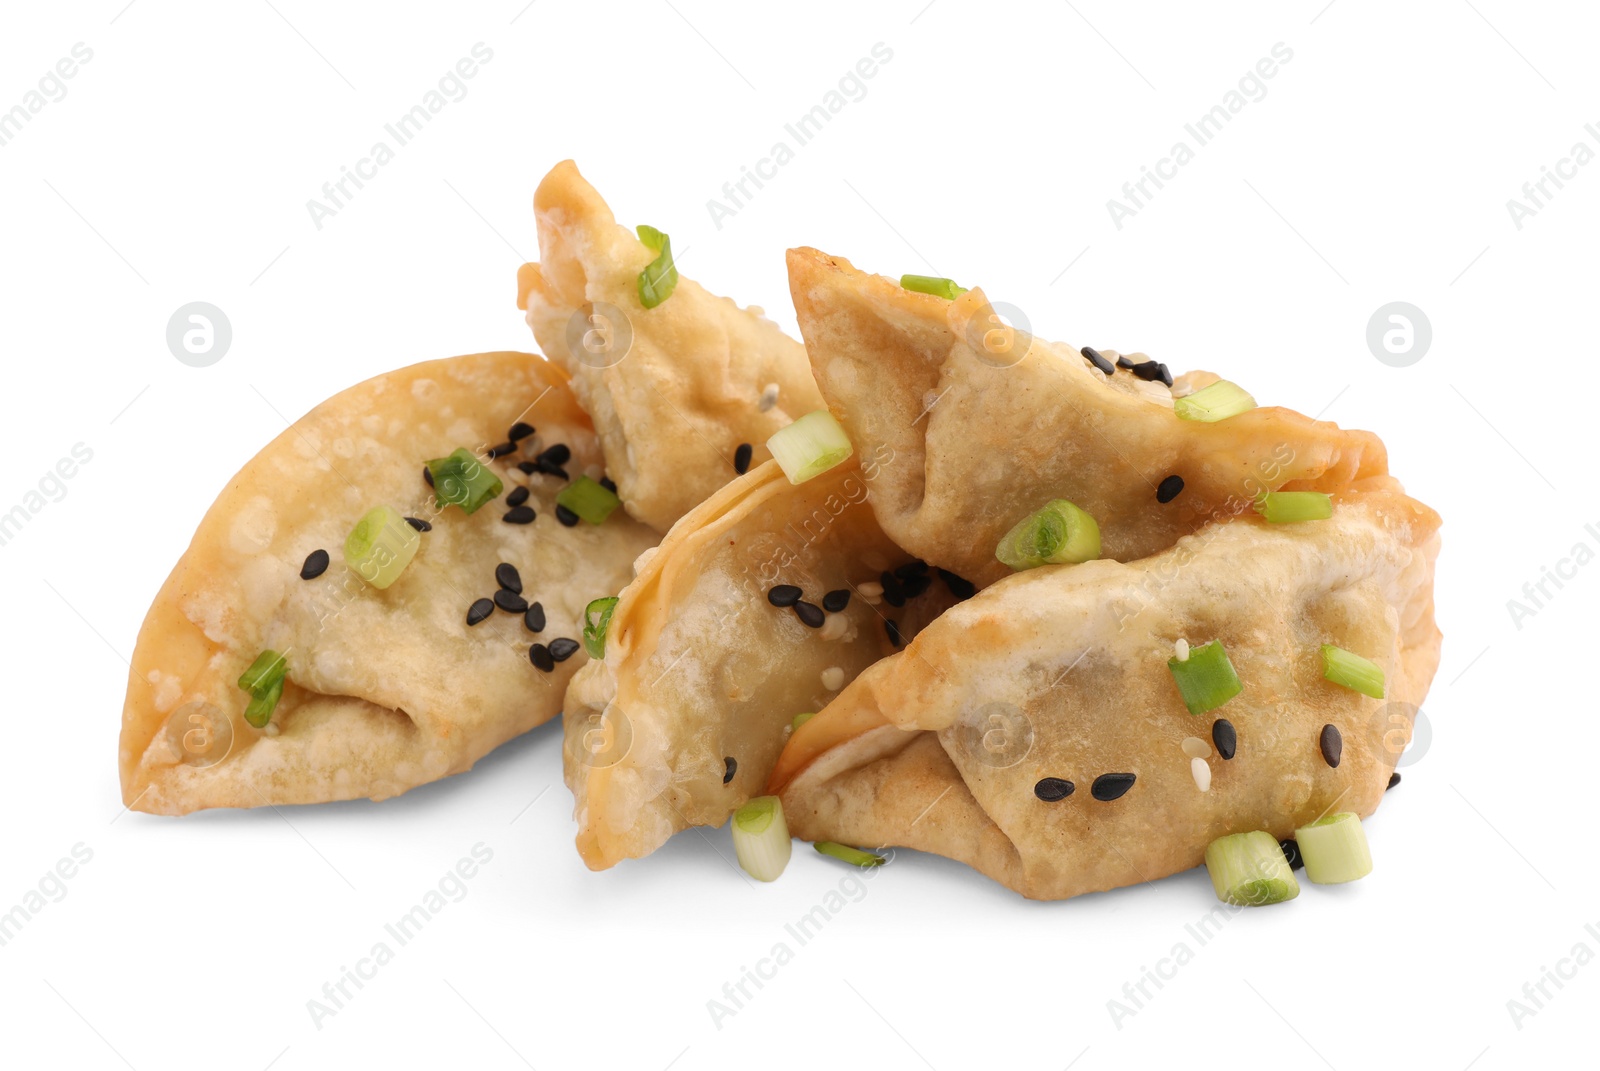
[1116,355,1137,369]
[538,443,571,466]
[1156,475,1184,504]
[1129,360,1173,387]
[508,421,536,442]
[901,574,933,599]
[537,462,570,480]
[555,504,579,527]
[517,461,538,475]
[1319,723,1343,768]
[423,464,435,487]
[1279,839,1305,871]
[767,584,802,608]
[548,637,580,662]
[524,602,546,633]
[1034,777,1075,801]
[487,441,517,460]
[495,563,523,594]
[880,571,907,608]
[1387,771,1401,790]
[1212,718,1237,760]
[405,516,431,532]
[506,486,529,507]
[599,476,617,493]
[723,757,738,784]
[528,643,555,672]
[822,589,851,613]
[894,560,929,580]
[494,589,528,614]
[300,548,330,580]
[793,601,825,628]
[937,569,977,600]
[503,505,536,524]
[1091,772,1137,801]
[885,619,904,647]
[1081,345,1115,375]
[734,443,753,475]
[466,598,494,626]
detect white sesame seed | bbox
[758,383,780,412]
[821,666,845,691]
[1174,638,1189,662]
[818,613,851,641]
[1190,756,1211,792]
[1181,736,1210,760]
[858,581,884,599]
[264,722,281,738]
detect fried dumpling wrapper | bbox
[119,351,657,815]
[563,456,956,870]
[769,482,1441,900]
[518,161,826,533]
[787,247,1389,587]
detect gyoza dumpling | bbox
[518,162,826,533]
[787,247,1388,587]
[769,481,1440,900]
[563,456,959,870]
[119,352,657,815]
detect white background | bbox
[0,1,1593,1068]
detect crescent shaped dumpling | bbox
[563,456,958,870]
[119,351,657,815]
[519,161,826,533]
[786,246,1389,587]
[769,481,1441,900]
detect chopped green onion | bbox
[815,841,885,868]
[1204,830,1300,906]
[582,596,620,659]
[791,712,815,732]
[344,505,421,589]
[237,650,288,729]
[1294,812,1372,885]
[1174,379,1257,422]
[1320,644,1385,699]
[426,448,503,514]
[557,475,621,525]
[995,499,1101,571]
[731,796,792,882]
[900,274,967,300]
[1254,491,1333,524]
[636,224,679,308]
[1167,640,1243,715]
[767,410,854,485]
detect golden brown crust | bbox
[119,351,657,815]
[776,486,1441,900]
[786,247,1388,587]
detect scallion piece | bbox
[237,650,288,728]
[1294,812,1372,885]
[791,712,815,732]
[767,410,854,485]
[426,448,503,514]
[557,475,621,525]
[1320,644,1385,699]
[582,596,620,659]
[1254,491,1333,524]
[995,499,1101,571]
[1204,830,1299,906]
[1167,640,1242,715]
[1174,379,1256,422]
[731,796,792,882]
[343,505,421,589]
[636,224,679,308]
[900,274,967,300]
[815,841,885,868]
